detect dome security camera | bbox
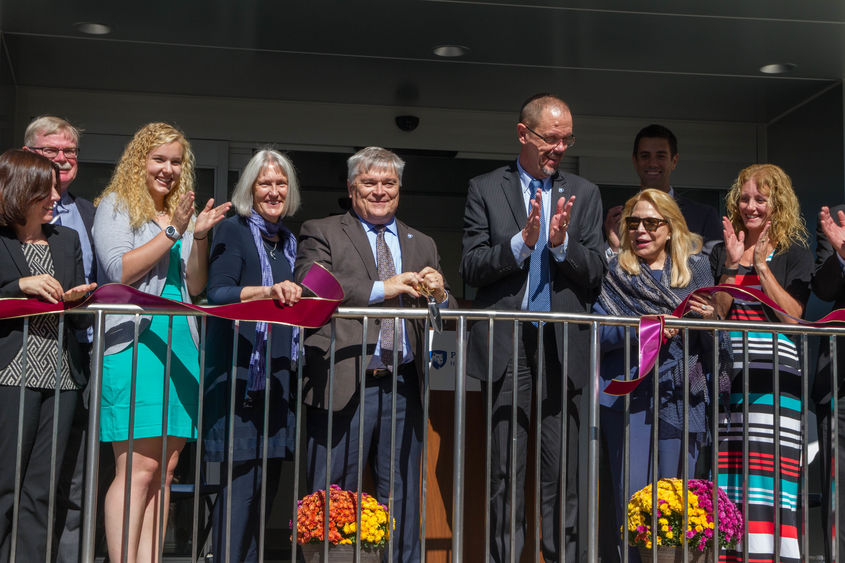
[395,115,420,132]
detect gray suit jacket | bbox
[460,163,605,389]
[294,210,452,411]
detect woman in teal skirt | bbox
[92,123,230,563]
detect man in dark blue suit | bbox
[461,94,605,562]
[24,116,97,563]
[604,124,722,259]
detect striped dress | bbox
[716,247,809,563]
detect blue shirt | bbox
[510,160,568,309]
[52,192,94,343]
[360,216,448,368]
[361,217,412,366]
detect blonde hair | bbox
[617,189,702,288]
[725,163,808,253]
[95,122,196,229]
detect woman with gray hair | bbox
[204,148,302,562]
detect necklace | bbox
[263,239,278,259]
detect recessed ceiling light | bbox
[759,63,797,75]
[433,45,468,58]
[75,22,111,35]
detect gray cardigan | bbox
[92,192,198,355]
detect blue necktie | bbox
[528,179,551,313]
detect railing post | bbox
[451,314,467,563]
[81,310,105,563]
[586,320,600,563]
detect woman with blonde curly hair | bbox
[595,189,729,562]
[92,122,230,563]
[710,163,812,563]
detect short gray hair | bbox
[231,148,301,218]
[24,115,81,146]
[347,147,404,184]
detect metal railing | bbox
[1,304,843,562]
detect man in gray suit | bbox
[295,147,451,563]
[24,116,97,563]
[461,94,605,562]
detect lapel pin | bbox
[407,233,413,238]
[558,187,564,193]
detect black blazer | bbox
[0,224,89,385]
[813,204,845,403]
[460,163,606,389]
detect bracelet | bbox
[193,232,208,241]
[722,267,739,276]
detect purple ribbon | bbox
[604,283,845,396]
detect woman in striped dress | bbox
[709,164,812,562]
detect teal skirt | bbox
[100,243,199,442]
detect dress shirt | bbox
[510,161,568,310]
[53,192,94,343]
[362,217,413,365]
[52,193,93,285]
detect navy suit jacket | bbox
[67,191,97,283]
[460,163,606,389]
[0,225,89,385]
[675,193,722,250]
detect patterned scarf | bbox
[598,254,732,433]
[245,210,299,402]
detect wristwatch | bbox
[164,225,181,241]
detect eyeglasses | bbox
[358,178,399,189]
[27,146,79,159]
[522,124,576,149]
[625,216,669,232]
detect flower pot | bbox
[299,543,385,563]
[637,545,714,563]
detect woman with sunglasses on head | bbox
[595,189,729,562]
[0,150,95,563]
[708,164,811,563]
[92,122,230,563]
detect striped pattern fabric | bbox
[717,271,802,562]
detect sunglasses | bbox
[625,216,669,232]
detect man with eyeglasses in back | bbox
[460,93,605,562]
[603,124,722,260]
[23,115,96,563]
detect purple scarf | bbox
[245,210,299,400]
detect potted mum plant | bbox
[292,484,391,562]
[627,478,743,562]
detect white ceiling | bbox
[1,0,843,123]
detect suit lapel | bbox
[550,171,568,220]
[0,229,30,276]
[500,165,527,229]
[46,227,69,286]
[341,211,379,280]
[396,220,414,271]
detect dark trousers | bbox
[212,458,282,563]
[817,395,845,563]
[601,407,703,563]
[306,363,423,563]
[54,394,86,563]
[0,386,77,563]
[481,325,580,563]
